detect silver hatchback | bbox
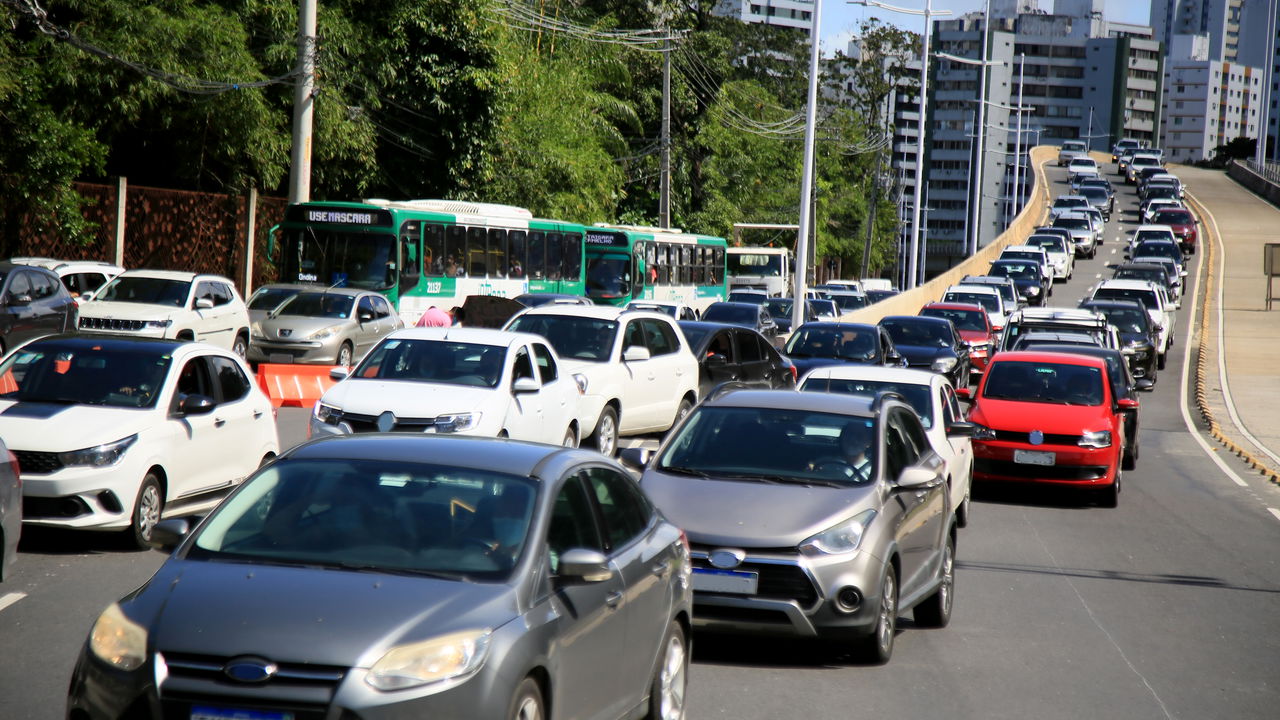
[248,288,403,366]
[628,389,959,664]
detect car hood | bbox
[257,315,347,340]
[893,344,951,365]
[788,355,875,377]
[0,400,153,451]
[971,398,1111,435]
[141,560,514,666]
[958,330,992,345]
[1119,331,1152,347]
[79,300,183,321]
[322,379,496,416]
[640,471,876,547]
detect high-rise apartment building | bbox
[1160,45,1264,162]
[712,0,815,35]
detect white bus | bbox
[726,246,791,297]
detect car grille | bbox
[993,430,1081,446]
[159,651,346,720]
[689,547,819,606]
[335,411,438,432]
[80,317,145,331]
[975,458,1109,481]
[13,450,64,475]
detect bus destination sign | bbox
[285,205,394,227]
[585,231,627,248]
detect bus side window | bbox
[424,223,446,277]
[398,221,420,293]
[445,226,465,278]
[644,242,656,286]
[528,231,546,280]
[508,231,527,278]
[467,227,487,276]
[563,232,582,284]
[547,233,563,281]
[488,229,508,279]
[712,247,724,285]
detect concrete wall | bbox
[836,144,1060,323]
[1228,160,1280,207]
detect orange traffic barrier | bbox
[256,364,341,408]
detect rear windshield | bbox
[921,306,987,332]
[1027,236,1067,253]
[1093,287,1158,310]
[983,361,1104,406]
[1152,210,1193,224]
[702,304,757,324]
[1054,217,1089,230]
[943,292,998,313]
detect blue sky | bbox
[821,1,1152,55]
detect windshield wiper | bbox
[327,562,466,581]
[660,466,786,484]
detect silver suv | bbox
[628,388,959,664]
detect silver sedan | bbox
[248,288,403,366]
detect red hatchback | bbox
[920,302,996,376]
[961,351,1136,506]
[1150,207,1197,254]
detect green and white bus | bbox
[583,225,728,311]
[274,199,586,324]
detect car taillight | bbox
[8,451,19,487]
[679,530,690,556]
[789,365,798,383]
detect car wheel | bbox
[957,489,971,529]
[562,426,578,448]
[856,564,897,664]
[336,342,353,367]
[673,397,694,428]
[914,535,955,628]
[1098,471,1120,508]
[1157,352,1167,371]
[589,406,619,457]
[508,677,544,720]
[232,332,249,359]
[646,621,688,720]
[128,473,163,549]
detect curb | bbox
[1184,192,1280,486]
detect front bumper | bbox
[20,456,151,531]
[248,337,343,364]
[972,439,1118,488]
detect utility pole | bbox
[660,33,672,229]
[288,0,317,204]
[1011,53,1025,220]
[790,0,824,333]
[906,6,934,289]
[969,0,991,257]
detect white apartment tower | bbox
[712,0,815,35]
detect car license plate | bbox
[1014,449,1055,466]
[692,568,758,595]
[191,707,293,720]
[268,352,294,364]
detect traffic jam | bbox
[0,145,1193,720]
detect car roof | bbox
[1010,307,1103,323]
[1080,298,1147,311]
[706,301,763,310]
[8,257,124,273]
[922,302,987,313]
[1055,195,1089,201]
[793,321,877,332]
[1003,245,1048,253]
[800,365,942,388]
[17,333,190,354]
[284,434,584,481]
[1097,279,1160,291]
[703,388,877,417]
[960,275,1015,286]
[946,284,1000,296]
[989,350,1107,368]
[880,315,951,328]
[514,304,669,321]
[384,326,545,347]
[1056,211,1090,220]
[1025,344,1124,364]
[115,269,217,282]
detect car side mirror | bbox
[1135,378,1155,391]
[329,366,350,381]
[359,311,374,322]
[195,297,215,310]
[79,291,95,302]
[512,376,540,394]
[178,393,216,416]
[557,548,613,583]
[896,466,942,490]
[1117,397,1140,411]
[148,517,191,552]
[619,447,652,470]
[1180,270,1188,278]
[946,421,977,437]
[705,352,728,366]
[954,387,973,401]
[623,345,651,363]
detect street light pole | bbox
[971,0,991,256]
[1011,53,1025,221]
[288,0,317,204]
[790,0,824,333]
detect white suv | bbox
[505,306,699,455]
[78,270,251,357]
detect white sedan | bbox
[1,335,279,546]
[311,327,589,447]
[798,365,975,528]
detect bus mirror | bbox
[266,223,280,256]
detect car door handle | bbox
[253,410,264,419]
[214,417,226,428]
[605,591,623,609]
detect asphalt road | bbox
[3,161,1280,719]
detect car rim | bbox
[137,484,161,539]
[514,695,541,720]
[878,572,896,652]
[564,428,576,447]
[598,415,617,455]
[234,338,247,358]
[658,633,687,720]
[338,346,351,366]
[940,544,955,616]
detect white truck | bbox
[726,246,792,297]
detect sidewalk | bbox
[1177,164,1280,477]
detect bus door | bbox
[634,244,647,301]
[396,221,422,307]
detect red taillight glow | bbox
[789,365,798,383]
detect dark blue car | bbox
[782,322,906,378]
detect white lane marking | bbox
[1179,191,1249,488]
[1095,273,1102,279]
[0,592,26,613]
[1269,508,1280,523]
[1110,248,1117,254]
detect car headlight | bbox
[435,413,480,433]
[59,434,137,468]
[970,423,997,440]
[799,509,877,556]
[1078,430,1112,448]
[1024,286,1040,297]
[311,325,342,340]
[314,402,341,424]
[143,319,172,329]
[572,373,589,394]
[365,629,491,691]
[931,357,958,373]
[967,341,990,353]
[89,603,147,671]
[250,323,266,340]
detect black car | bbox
[761,297,818,335]
[865,289,900,304]
[0,262,78,353]
[1023,344,1147,472]
[1111,262,1177,300]
[987,259,1050,306]
[677,321,796,396]
[877,315,971,386]
[783,321,905,378]
[1079,299,1160,384]
[701,301,778,340]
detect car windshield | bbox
[95,276,190,307]
[921,307,987,332]
[990,262,1038,280]
[1027,236,1067,253]
[507,314,618,362]
[1093,288,1158,310]
[1055,217,1089,230]
[659,406,878,485]
[982,361,1105,406]
[800,377,934,428]
[1114,268,1167,286]
[189,458,537,580]
[1091,306,1150,333]
[0,341,172,408]
[943,292,998,313]
[703,304,758,324]
[880,319,952,348]
[786,326,877,360]
[1080,188,1108,202]
[248,287,300,311]
[1134,243,1180,263]
[1134,231,1172,244]
[763,298,794,318]
[278,292,355,319]
[353,339,506,387]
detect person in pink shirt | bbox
[416,306,452,327]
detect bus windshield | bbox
[727,253,783,277]
[280,229,397,290]
[586,254,632,300]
